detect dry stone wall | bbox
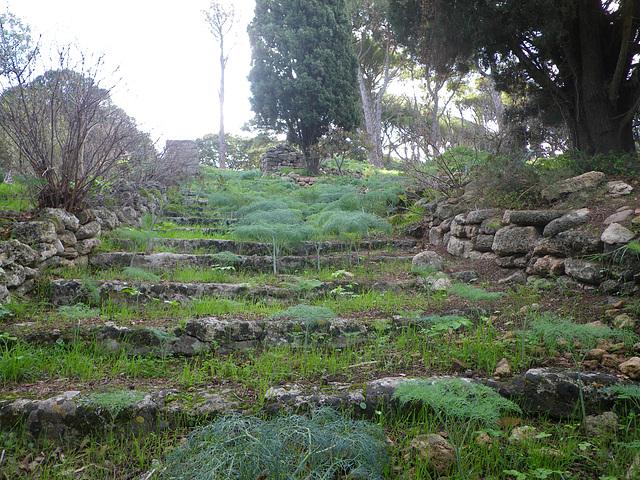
[259,144,305,174]
[417,173,640,295]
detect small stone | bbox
[475,431,495,448]
[604,210,633,225]
[619,357,640,379]
[493,358,511,378]
[509,426,537,444]
[583,411,618,439]
[601,223,635,244]
[408,434,455,474]
[602,354,622,369]
[607,180,633,196]
[584,348,606,361]
[614,314,636,329]
[627,453,640,480]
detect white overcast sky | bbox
[3,0,256,146]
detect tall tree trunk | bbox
[564,1,637,155]
[357,39,394,168]
[218,35,227,169]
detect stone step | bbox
[89,251,414,274]
[51,278,372,306]
[112,237,418,256]
[0,370,626,442]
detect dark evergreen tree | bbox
[248,0,361,174]
[388,0,640,156]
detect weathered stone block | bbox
[509,210,564,226]
[543,209,590,237]
[564,259,604,284]
[12,220,57,244]
[492,226,540,256]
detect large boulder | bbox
[492,226,540,256]
[541,171,605,202]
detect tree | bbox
[0,45,146,211]
[248,0,361,174]
[203,1,237,169]
[388,0,640,156]
[347,0,403,167]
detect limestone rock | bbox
[494,358,511,378]
[58,230,78,247]
[508,426,537,444]
[39,208,80,232]
[492,226,540,256]
[554,231,603,256]
[0,263,26,287]
[0,239,40,267]
[607,180,633,196]
[447,236,472,257]
[473,234,495,252]
[90,208,119,230]
[407,434,455,474]
[0,285,10,303]
[76,237,102,255]
[498,271,528,285]
[479,217,502,235]
[12,220,57,244]
[489,368,620,419]
[614,314,636,329]
[564,259,604,284]
[527,256,565,276]
[412,250,445,271]
[450,271,479,283]
[418,274,453,291]
[619,357,640,380]
[584,411,618,439]
[601,223,635,244]
[466,208,499,224]
[543,209,590,237]
[75,221,102,240]
[116,206,139,226]
[604,210,633,225]
[509,210,564,226]
[541,171,605,202]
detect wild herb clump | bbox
[161,408,390,480]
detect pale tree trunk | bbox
[357,39,396,168]
[218,35,227,169]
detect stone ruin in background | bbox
[259,144,305,175]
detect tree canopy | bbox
[388,0,640,155]
[248,0,361,174]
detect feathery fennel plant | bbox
[393,377,521,478]
[161,408,390,480]
[233,209,317,274]
[529,313,638,422]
